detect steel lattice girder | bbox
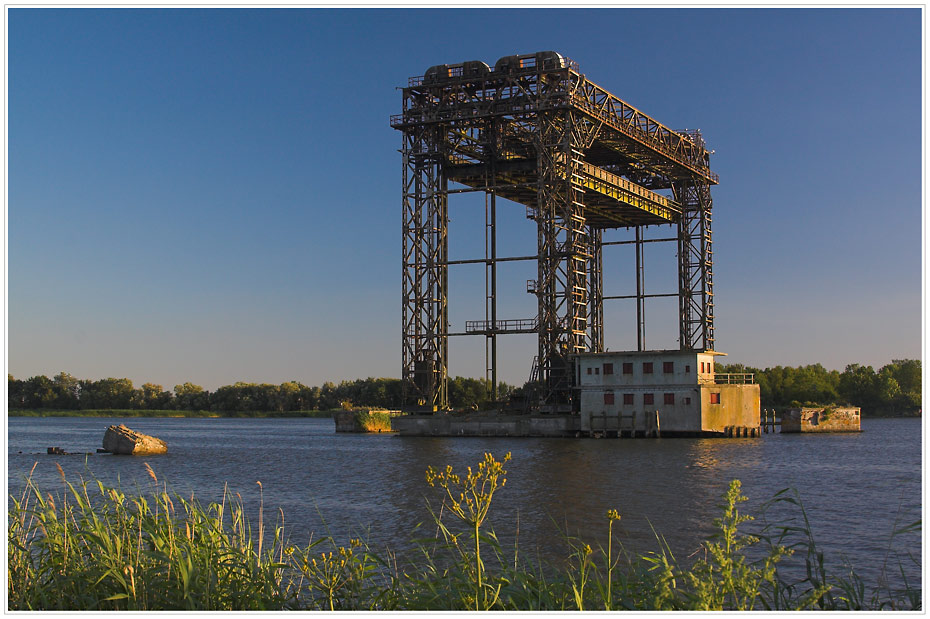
[401,125,449,409]
[674,178,714,351]
[533,108,593,402]
[392,53,718,410]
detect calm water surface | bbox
[7,416,922,590]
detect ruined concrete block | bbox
[781,407,861,433]
[102,424,167,455]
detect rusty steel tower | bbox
[391,51,718,412]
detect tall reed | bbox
[8,454,921,611]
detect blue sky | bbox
[7,8,923,390]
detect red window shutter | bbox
[643,362,653,374]
[603,363,613,375]
[643,393,654,405]
[623,362,633,374]
[663,361,674,373]
[623,393,633,405]
[604,392,614,405]
[664,393,675,405]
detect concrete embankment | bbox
[391,413,579,437]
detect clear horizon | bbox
[6,8,924,392]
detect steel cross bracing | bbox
[400,125,449,409]
[673,177,715,351]
[391,52,717,411]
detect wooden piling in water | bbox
[761,409,779,434]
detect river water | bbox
[6,416,922,593]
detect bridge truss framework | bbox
[391,52,718,412]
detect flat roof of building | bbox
[572,349,728,358]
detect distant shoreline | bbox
[6,409,337,419]
[7,408,919,419]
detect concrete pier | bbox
[392,413,578,437]
[780,407,861,433]
[390,412,762,438]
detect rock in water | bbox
[102,424,167,455]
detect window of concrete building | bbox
[604,392,614,405]
[664,393,675,405]
[623,393,633,405]
[604,363,614,375]
[684,397,691,405]
[663,361,674,373]
[643,362,653,374]
[587,367,592,375]
[710,392,720,404]
[685,364,691,373]
[643,393,654,405]
[622,362,633,374]
[595,367,600,375]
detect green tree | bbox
[251,384,279,412]
[51,372,81,409]
[448,376,493,409]
[23,375,56,409]
[790,364,840,405]
[134,383,173,410]
[8,374,25,409]
[306,385,322,410]
[873,366,902,412]
[383,379,403,408]
[888,359,921,393]
[210,384,243,412]
[174,382,208,411]
[319,381,339,410]
[884,359,921,414]
[838,364,877,410]
[80,378,135,409]
[277,381,303,412]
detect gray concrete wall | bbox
[575,350,718,389]
[391,414,579,437]
[580,389,703,433]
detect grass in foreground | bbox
[7,455,921,611]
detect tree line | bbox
[7,359,920,416]
[6,373,515,413]
[715,359,921,416]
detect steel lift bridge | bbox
[391,51,718,412]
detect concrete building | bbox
[573,350,760,437]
